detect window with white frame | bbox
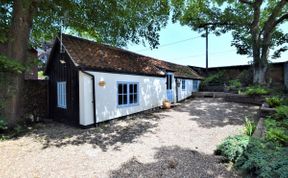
[182,80,186,90]
[118,82,138,106]
[57,82,67,109]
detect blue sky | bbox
[127,22,288,68]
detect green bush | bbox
[265,117,288,145]
[235,140,288,178]
[201,71,225,87]
[275,106,288,120]
[266,128,288,145]
[215,135,250,162]
[244,86,270,96]
[264,117,278,128]
[226,79,242,91]
[244,117,256,136]
[265,96,283,108]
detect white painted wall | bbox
[79,71,94,126]
[79,70,201,125]
[177,79,201,101]
[87,71,167,123]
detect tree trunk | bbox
[253,64,267,84]
[4,0,34,126]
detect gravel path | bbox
[0,98,259,178]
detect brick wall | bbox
[193,62,286,89]
[23,80,48,119]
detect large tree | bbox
[171,0,288,84]
[0,0,170,125]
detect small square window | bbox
[117,82,139,106]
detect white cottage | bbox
[45,34,202,127]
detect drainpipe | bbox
[80,70,97,126]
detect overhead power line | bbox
[136,35,202,52]
[166,49,235,61]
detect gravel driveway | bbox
[0,98,259,178]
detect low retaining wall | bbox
[192,92,264,106]
[259,103,276,117]
[225,94,264,106]
[253,117,266,138]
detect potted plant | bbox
[162,99,171,109]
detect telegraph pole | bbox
[205,27,208,72]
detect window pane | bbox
[123,94,127,104]
[134,94,138,103]
[129,84,133,93]
[129,94,134,104]
[118,95,123,105]
[118,84,123,94]
[134,84,137,93]
[123,84,127,94]
[182,80,185,89]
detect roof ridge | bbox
[61,33,195,69]
[60,33,202,79]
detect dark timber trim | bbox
[45,40,80,126]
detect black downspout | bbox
[80,70,97,126]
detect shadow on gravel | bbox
[30,109,166,151]
[109,146,239,178]
[174,98,259,128]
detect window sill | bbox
[57,106,67,109]
[117,103,139,108]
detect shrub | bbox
[201,71,226,87]
[244,117,256,136]
[264,117,278,128]
[266,128,288,145]
[265,96,283,108]
[275,106,288,120]
[265,117,288,145]
[235,140,288,178]
[244,86,270,96]
[215,135,250,162]
[226,79,242,91]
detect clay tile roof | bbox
[61,34,202,79]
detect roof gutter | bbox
[80,69,97,126]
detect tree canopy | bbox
[0,0,170,48]
[0,0,171,126]
[171,0,288,83]
[171,0,288,59]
